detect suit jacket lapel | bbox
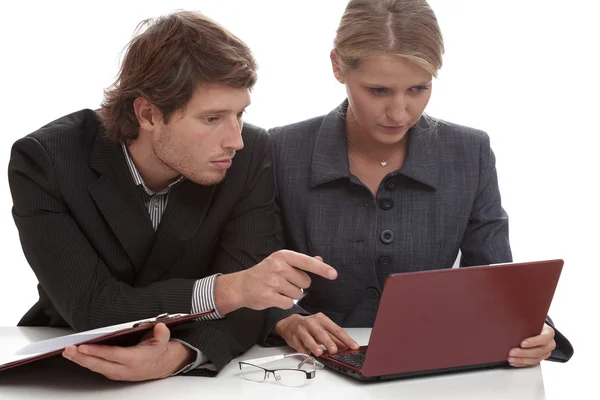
[136,179,216,286]
[88,133,156,270]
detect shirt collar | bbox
[121,143,185,196]
[310,100,440,190]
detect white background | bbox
[0,0,598,397]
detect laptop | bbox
[317,259,563,381]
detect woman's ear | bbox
[330,49,345,84]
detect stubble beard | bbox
[155,126,228,187]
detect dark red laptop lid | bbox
[362,260,563,377]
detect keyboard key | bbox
[329,352,366,368]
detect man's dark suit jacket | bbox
[8,109,279,371]
[266,101,573,362]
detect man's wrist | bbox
[214,272,244,315]
[167,341,197,376]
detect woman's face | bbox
[335,53,433,145]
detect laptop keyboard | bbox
[329,352,366,368]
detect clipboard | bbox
[0,310,214,373]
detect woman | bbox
[267,0,572,367]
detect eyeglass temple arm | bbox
[241,352,310,366]
[297,356,325,370]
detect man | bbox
[7,11,340,381]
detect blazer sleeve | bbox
[174,128,282,371]
[459,133,573,362]
[255,132,310,346]
[260,191,310,346]
[459,132,512,266]
[9,136,197,332]
[545,316,574,362]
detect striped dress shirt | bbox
[122,144,222,371]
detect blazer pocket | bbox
[193,235,220,255]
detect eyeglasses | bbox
[239,352,324,387]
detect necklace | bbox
[346,135,407,167]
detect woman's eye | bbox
[410,86,429,94]
[370,87,388,95]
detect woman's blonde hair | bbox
[334,0,444,77]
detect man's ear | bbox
[330,49,345,84]
[133,97,160,132]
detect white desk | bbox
[0,327,566,399]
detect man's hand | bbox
[62,323,194,381]
[214,250,337,314]
[274,313,360,356]
[507,323,556,367]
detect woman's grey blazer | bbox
[265,101,572,362]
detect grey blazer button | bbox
[379,197,394,210]
[380,229,394,244]
[366,287,380,298]
[384,179,397,191]
[378,255,392,267]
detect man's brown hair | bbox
[98,11,257,143]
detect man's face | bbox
[152,84,250,186]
